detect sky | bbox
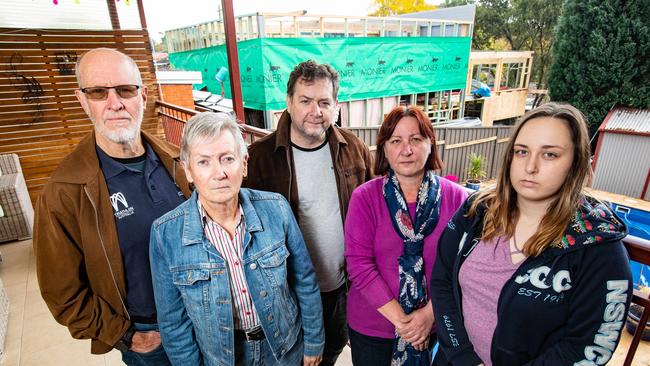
[142,0,378,40]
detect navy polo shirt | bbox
[96,141,185,321]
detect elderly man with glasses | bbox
[34,48,190,365]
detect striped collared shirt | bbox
[198,201,260,330]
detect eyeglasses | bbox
[80,85,141,100]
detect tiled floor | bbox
[0,239,352,366]
[0,238,647,365]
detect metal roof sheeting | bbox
[400,5,476,23]
[602,106,650,134]
[592,133,650,198]
[0,0,141,30]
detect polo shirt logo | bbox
[110,192,135,219]
[110,192,128,210]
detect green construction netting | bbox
[169,37,471,110]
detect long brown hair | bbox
[374,106,444,175]
[468,102,591,257]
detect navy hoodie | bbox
[430,194,632,366]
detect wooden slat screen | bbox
[0,28,160,204]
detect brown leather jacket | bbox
[244,110,373,224]
[33,131,190,354]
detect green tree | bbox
[154,35,167,53]
[441,0,475,7]
[477,0,562,87]
[510,0,562,87]
[439,0,563,88]
[548,0,650,138]
[369,0,437,16]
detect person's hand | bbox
[303,354,322,366]
[130,331,162,353]
[393,313,412,336]
[412,336,429,351]
[399,302,434,346]
[378,300,410,335]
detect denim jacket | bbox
[150,188,325,365]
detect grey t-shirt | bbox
[292,140,345,292]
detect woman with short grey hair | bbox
[151,112,325,365]
[179,112,248,164]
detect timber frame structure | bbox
[164,12,474,129]
[164,12,533,128]
[164,12,473,52]
[465,51,534,126]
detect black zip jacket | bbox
[430,194,632,366]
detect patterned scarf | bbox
[383,168,441,366]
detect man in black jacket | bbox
[245,60,373,365]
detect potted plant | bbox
[465,153,487,190]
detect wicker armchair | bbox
[0,154,33,243]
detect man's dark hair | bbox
[286,60,339,100]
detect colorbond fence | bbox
[156,107,512,183]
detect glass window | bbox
[472,64,497,89]
[500,63,523,89]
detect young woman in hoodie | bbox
[430,102,632,366]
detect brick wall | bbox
[159,84,195,110]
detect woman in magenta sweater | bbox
[345,106,468,366]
